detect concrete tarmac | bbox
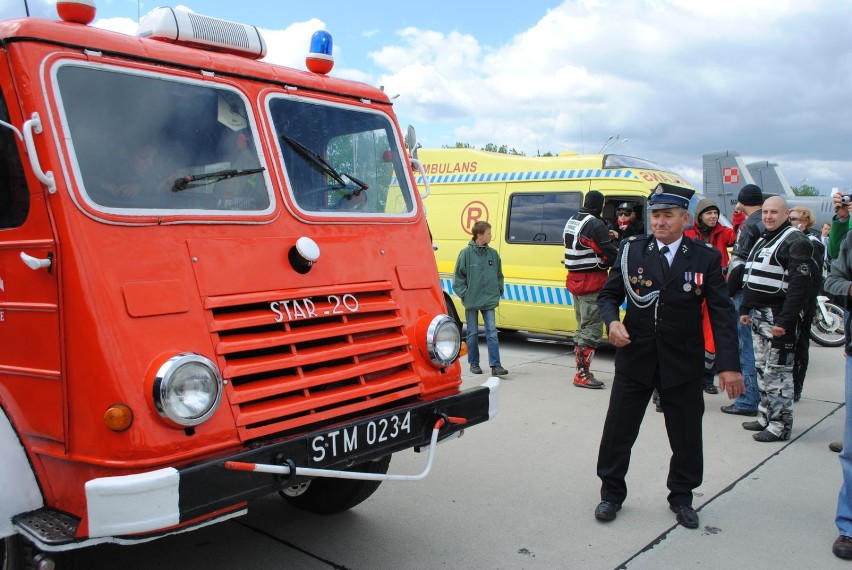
[73,333,849,569]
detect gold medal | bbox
[694,287,702,295]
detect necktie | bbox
[660,245,670,276]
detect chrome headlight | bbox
[425,315,460,367]
[153,353,223,427]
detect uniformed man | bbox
[594,183,743,530]
[739,196,813,442]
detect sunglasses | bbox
[617,211,632,217]
[789,216,800,221]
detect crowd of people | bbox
[453,182,852,557]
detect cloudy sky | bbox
[4,0,852,193]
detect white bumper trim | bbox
[85,467,180,537]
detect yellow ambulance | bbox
[416,148,696,337]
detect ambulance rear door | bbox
[495,181,588,335]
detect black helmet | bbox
[616,202,635,214]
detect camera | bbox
[843,195,852,204]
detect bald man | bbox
[739,196,814,442]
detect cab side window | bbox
[506,192,581,244]
[0,92,29,228]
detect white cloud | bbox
[370,0,852,190]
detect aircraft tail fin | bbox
[702,150,756,219]
[746,161,794,197]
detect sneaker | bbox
[830,441,844,453]
[491,366,508,376]
[753,430,786,442]
[573,376,605,389]
[720,404,758,417]
[470,364,482,374]
[703,385,719,394]
[834,535,852,559]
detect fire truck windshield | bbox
[54,63,273,214]
[270,97,415,215]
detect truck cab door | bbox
[0,53,64,447]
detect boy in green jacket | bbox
[453,221,508,377]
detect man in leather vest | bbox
[563,190,618,388]
[739,196,813,442]
[594,183,743,529]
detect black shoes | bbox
[742,421,764,432]
[830,441,844,453]
[834,535,852,559]
[721,404,758,416]
[594,501,621,522]
[595,501,699,528]
[753,430,786,443]
[469,364,507,376]
[670,504,699,529]
[703,385,719,394]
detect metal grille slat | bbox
[206,283,420,442]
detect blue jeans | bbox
[732,291,760,411]
[836,354,852,536]
[466,308,501,368]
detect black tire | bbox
[811,302,846,347]
[279,455,391,515]
[444,294,462,335]
[2,534,65,570]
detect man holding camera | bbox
[829,192,852,259]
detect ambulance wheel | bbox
[279,455,391,514]
[2,534,66,570]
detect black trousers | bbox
[793,298,817,394]
[597,370,705,507]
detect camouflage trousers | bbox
[750,307,796,439]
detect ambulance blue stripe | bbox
[440,277,575,307]
[407,168,643,186]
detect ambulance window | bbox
[54,64,272,214]
[268,97,414,216]
[507,192,581,244]
[0,93,28,228]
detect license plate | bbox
[308,410,420,467]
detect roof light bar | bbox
[138,7,267,60]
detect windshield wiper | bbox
[281,134,369,193]
[172,167,265,192]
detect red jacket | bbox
[685,222,736,268]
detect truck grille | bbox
[205,281,420,441]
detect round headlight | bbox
[426,315,461,367]
[153,353,223,427]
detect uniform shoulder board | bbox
[704,242,713,248]
[629,234,651,243]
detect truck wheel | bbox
[444,294,462,335]
[279,455,391,515]
[2,534,65,570]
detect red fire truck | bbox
[0,3,498,566]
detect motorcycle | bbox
[810,295,846,347]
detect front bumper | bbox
[83,377,499,540]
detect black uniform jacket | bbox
[598,234,740,388]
